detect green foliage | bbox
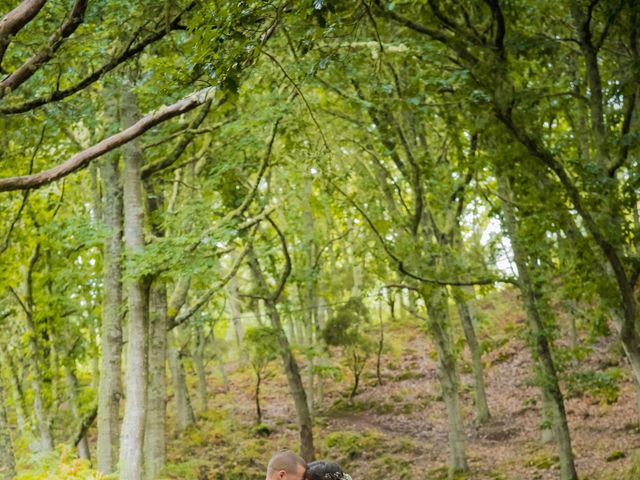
[14,446,106,480]
[323,297,371,347]
[325,430,384,460]
[243,326,279,373]
[565,368,623,404]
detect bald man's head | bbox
[266,451,306,480]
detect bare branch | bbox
[7,286,29,316]
[0,88,215,192]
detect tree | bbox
[244,326,279,424]
[323,297,373,401]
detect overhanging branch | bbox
[0,0,48,66]
[0,2,195,114]
[0,0,88,97]
[0,88,214,192]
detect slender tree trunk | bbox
[256,372,262,424]
[20,246,53,452]
[247,249,315,461]
[422,287,468,474]
[498,173,578,480]
[227,274,244,349]
[265,301,315,460]
[144,287,167,480]
[119,88,150,480]
[143,167,170,480]
[376,298,384,386]
[170,332,196,433]
[305,284,317,414]
[451,286,491,425]
[97,154,123,474]
[65,367,91,461]
[210,328,229,393]
[0,381,15,480]
[4,353,27,433]
[193,324,208,412]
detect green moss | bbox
[325,430,385,460]
[371,453,412,479]
[606,450,626,462]
[523,451,559,470]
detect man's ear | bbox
[277,470,287,480]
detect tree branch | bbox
[7,286,29,316]
[169,243,251,330]
[483,0,506,52]
[268,215,291,302]
[0,87,214,192]
[331,179,512,286]
[0,0,48,67]
[0,0,88,97]
[372,0,479,65]
[72,404,97,447]
[141,99,214,178]
[0,2,195,114]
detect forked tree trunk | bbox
[119,88,150,480]
[451,286,491,425]
[20,246,54,452]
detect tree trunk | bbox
[170,332,196,433]
[20,245,54,452]
[255,372,262,424]
[0,381,15,480]
[3,352,27,433]
[265,301,315,460]
[227,274,244,349]
[119,88,150,480]
[451,286,491,425]
[97,153,123,474]
[422,287,469,474]
[65,367,91,461]
[193,324,208,413]
[376,298,385,387]
[498,173,578,480]
[144,287,167,480]
[247,248,315,461]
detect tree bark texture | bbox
[119,88,150,480]
[97,154,123,474]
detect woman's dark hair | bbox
[304,460,344,480]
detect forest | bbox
[0,1,639,479]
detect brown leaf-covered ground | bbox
[167,291,640,480]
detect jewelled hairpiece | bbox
[325,474,352,480]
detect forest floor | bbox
[165,291,640,480]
